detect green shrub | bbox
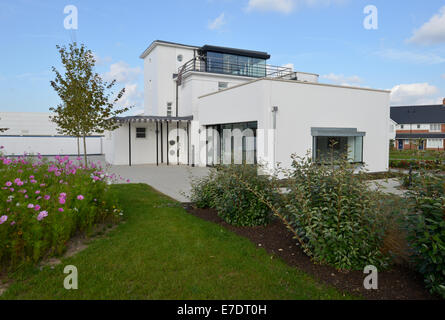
[405,171,445,298]
[189,165,275,226]
[281,154,390,270]
[189,169,221,209]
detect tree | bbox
[50,42,130,166]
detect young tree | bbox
[50,42,130,166]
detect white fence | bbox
[0,136,103,156]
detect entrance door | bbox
[418,141,424,150]
[398,140,404,150]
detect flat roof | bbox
[139,40,199,59]
[199,45,270,60]
[198,77,390,99]
[114,115,193,123]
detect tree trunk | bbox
[83,135,87,167]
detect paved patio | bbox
[107,164,210,202]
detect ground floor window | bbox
[136,127,146,138]
[206,121,257,166]
[313,136,363,163]
[427,138,443,148]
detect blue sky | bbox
[1,0,445,115]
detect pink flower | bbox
[44,195,50,200]
[35,190,40,194]
[27,203,34,209]
[58,208,64,212]
[34,205,41,211]
[0,215,8,225]
[77,195,84,200]
[10,221,16,226]
[37,211,48,221]
[5,181,12,187]
[59,198,66,205]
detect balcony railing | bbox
[176,57,293,85]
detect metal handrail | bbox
[177,57,293,83]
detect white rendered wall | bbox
[197,79,390,172]
[0,112,103,156]
[104,122,190,165]
[179,72,253,117]
[1,136,102,156]
[0,112,60,135]
[143,44,196,116]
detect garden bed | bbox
[184,205,436,300]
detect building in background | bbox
[390,100,445,151]
[0,112,103,156]
[104,40,391,173]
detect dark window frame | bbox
[136,127,147,139]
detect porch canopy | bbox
[113,115,193,167]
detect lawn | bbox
[1,183,352,300]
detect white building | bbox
[0,112,103,156]
[104,40,391,173]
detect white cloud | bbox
[246,0,345,14]
[247,0,294,13]
[102,62,143,110]
[103,61,141,83]
[120,83,144,109]
[208,12,226,30]
[390,83,442,105]
[407,6,445,45]
[92,52,112,65]
[321,73,363,86]
[375,49,445,65]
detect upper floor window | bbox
[218,82,228,91]
[136,128,146,139]
[417,124,421,129]
[430,124,441,132]
[167,102,173,117]
[400,125,404,129]
[206,51,267,78]
[177,54,183,62]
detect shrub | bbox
[0,150,125,270]
[189,165,275,226]
[404,171,445,298]
[280,154,390,270]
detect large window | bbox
[206,51,266,78]
[206,122,257,166]
[311,128,365,164]
[430,124,441,132]
[313,136,363,163]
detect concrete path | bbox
[367,178,407,196]
[107,164,210,202]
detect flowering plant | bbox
[0,148,127,270]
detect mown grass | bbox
[1,184,353,300]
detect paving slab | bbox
[107,164,210,202]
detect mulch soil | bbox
[183,204,437,300]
